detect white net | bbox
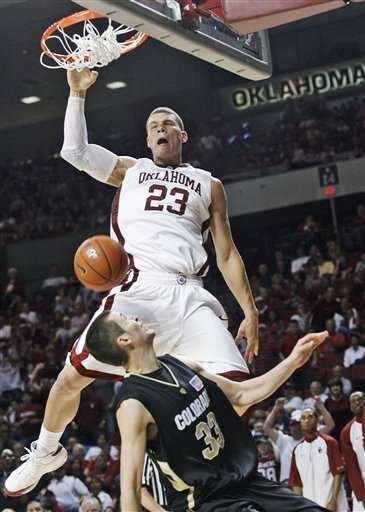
[40,18,145,70]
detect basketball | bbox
[74,235,129,291]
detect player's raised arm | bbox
[209,177,258,363]
[191,331,328,414]
[60,68,136,188]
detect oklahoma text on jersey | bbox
[139,169,202,196]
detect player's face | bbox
[300,409,318,434]
[349,392,365,416]
[146,112,187,165]
[112,313,155,342]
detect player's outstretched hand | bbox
[235,316,259,364]
[67,68,99,93]
[289,331,328,368]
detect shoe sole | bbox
[3,446,68,497]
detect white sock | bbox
[36,424,63,454]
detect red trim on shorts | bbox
[71,357,124,381]
[218,370,250,381]
[69,293,119,379]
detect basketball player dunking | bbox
[5,68,258,497]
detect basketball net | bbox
[40,12,147,70]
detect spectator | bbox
[289,302,312,332]
[1,267,24,310]
[68,299,89,338]
[326,365,352,396]
[41,267,68,302]
[289,408,347,511]
[291,246,310,275]
[256,263,272,289]
[39,489,66,512]
[13,391,43,445]
[340,391,365,512]
[281,382,303,413]
[251,324,278,376]
[72,387,105,445]
[52,316,74,353]
[251,420,266,438]
[19,302,38,327]
[256,435,280,482]
[0,449,17,510]
[26,502,45,512]
[84,432,119,465]
[87,476,113,510]
[79,496,102,512]
[302,381,328,409]
[0,314,11,339]
[264,397,335,484]
[325,378,353,440]
[84,453,118,493]
[279,320,311,391]
[47,467,89,512]
[0,339,23,408]
[343,334,365,368]
[311,286,341,330]
[351,203,365,250]
[317,318,346,356]
[335,298,360,334]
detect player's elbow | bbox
[60,147,87,171]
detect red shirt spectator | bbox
[252,324,279,376]
[324,378,352,440]
[317,318,346,355]
[311,286,341,330]
[14,391,43,444]
[73,387,105,445]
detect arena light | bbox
[324,185,336,196]
[20,96,42,104]
[106,81,127,90]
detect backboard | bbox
[71,0,272,80]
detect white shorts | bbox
[67,271,248,380]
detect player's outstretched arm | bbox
[191,331,328,414]
[209,178,258,363]
[61,69,137,188]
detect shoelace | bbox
[15,446,37,480]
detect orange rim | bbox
[40,10,147,62]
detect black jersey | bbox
[119,355,257,511]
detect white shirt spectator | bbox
[275,430,302,482]
[343,345,365,368]
[302,394,329,409]
[291,255,309,275]
[283,395,303,412]
[47,474,89,510]
[289,433,348,510]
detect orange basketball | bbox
[74,235,129,291]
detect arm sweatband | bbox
[60,96,118,183]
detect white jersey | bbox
[289,432,348,511]
[110,158,211,276]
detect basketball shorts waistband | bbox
[136,271,203,286]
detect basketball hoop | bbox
[40,10,148,70]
